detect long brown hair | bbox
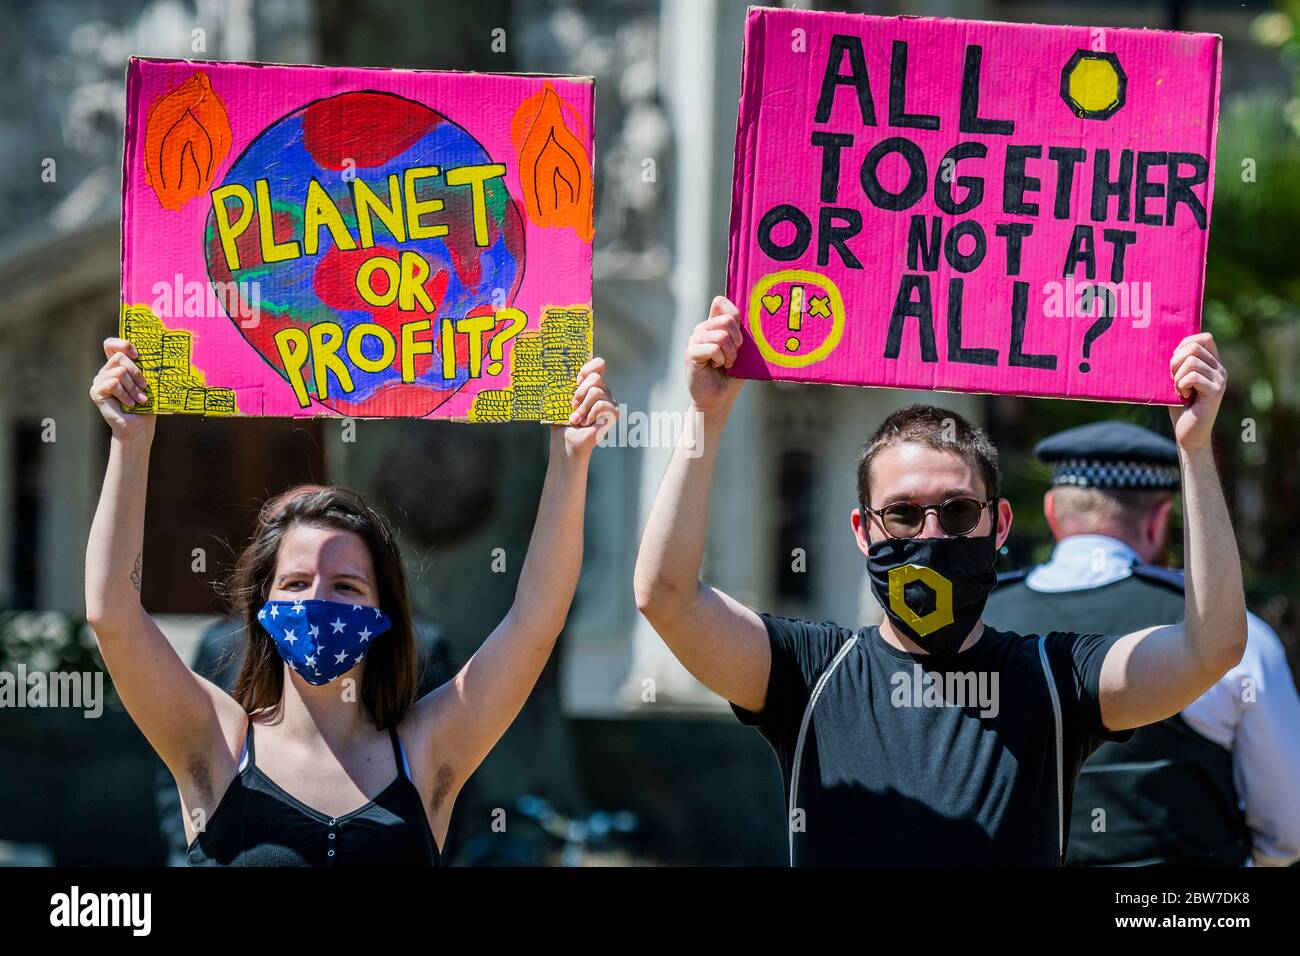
[226,485,420,729]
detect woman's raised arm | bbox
[85,338,243,777]
[407,357,616,791]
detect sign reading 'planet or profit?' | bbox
[121,58,594,421]
[725,8,1222,404]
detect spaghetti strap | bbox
[388,728,411,781]
[239,718,255,770]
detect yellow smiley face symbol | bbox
[746,270,846,369]
[887,565,955,637]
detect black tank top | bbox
[187,720,440,866]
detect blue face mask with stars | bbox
[258,599,393,685]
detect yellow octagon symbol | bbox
[887,564,955,637]
[1061,50,1127,121]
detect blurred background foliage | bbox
[991,0,1300,668]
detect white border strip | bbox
[1037,635,1065,863]
[787,636,859,866]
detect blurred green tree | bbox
[990,2,1300,668]
[1201,2,1300,657]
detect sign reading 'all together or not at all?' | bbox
[121,58,594,421]
[726,7,1222,404]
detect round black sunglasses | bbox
[862,496,996,539]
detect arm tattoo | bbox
[130,552,142,592]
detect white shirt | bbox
[1027,534,1300,866]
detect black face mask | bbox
[866,533,998,660]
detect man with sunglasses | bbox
[634,296,1247,865]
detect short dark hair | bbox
[857,405,1000,508]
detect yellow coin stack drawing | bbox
[468,388,513,422]
[469,306,593,423]
[509,331,546,420]
[120,305,238,415]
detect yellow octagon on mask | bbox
[887,565,955,637]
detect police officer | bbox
[985,421,1300,866]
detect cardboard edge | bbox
[119,57,140,343]
[586,68,598,397]
[121,57,597,424]
[725,10,1210,407]
[126,55,594,85]
[759,7,1223,45]
[724,6,769,368]
[1196,35,1225,340]
[747,369,1183,407]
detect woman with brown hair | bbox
[85,336,616,866]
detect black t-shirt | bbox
[731,615,1135,866]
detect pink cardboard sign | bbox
[121,57,594,421]
[726,8,1222,404]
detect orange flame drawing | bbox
[143,71,232,211]
[512,83,594,242]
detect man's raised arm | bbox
[1099,332,1248,730]
[633,296,772,713]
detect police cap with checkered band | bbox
[1034,421,1180,490]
